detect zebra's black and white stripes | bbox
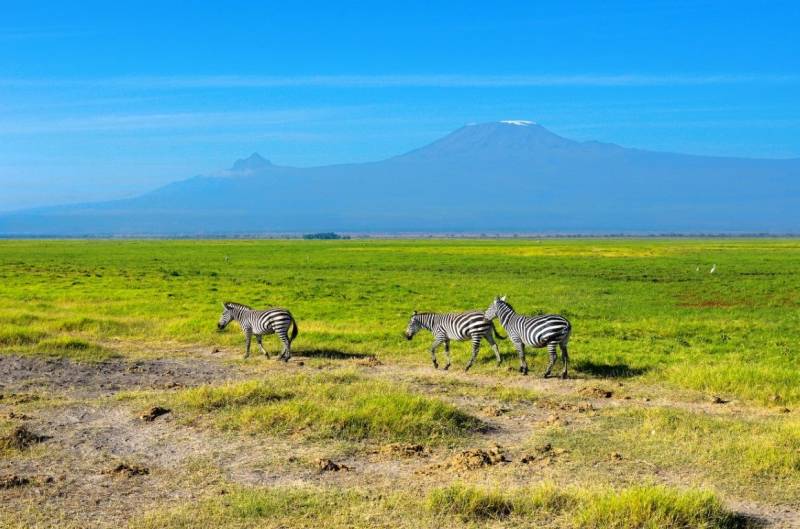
[216,297,573,378]
[484,296,571,377]
[404,310,506,371]
[218,302,299,360]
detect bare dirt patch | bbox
[0,354,241,397]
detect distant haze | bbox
[1,121,798,235]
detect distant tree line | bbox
[302,232,350,240]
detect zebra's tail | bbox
[491,321,507,340]
[289,316,299,344]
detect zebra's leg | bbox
[243,330,252,359]
[465,336,481,372]
[559,341,569,379]
[277,329,291,362]
[429,338,443,369]
[256,335,269,358]
[514,340,528,375]
[443,339,451,370]
[543,342,558,378]
[486,332,502,365]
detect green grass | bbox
[2,239,799,404]
[172,369,483,443]
[130,483,744,529]
[532,405,800,503]
[2,239,797,527]
[427,483,744,528]
[130,486,388,529]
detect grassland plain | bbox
[0,239,798,528]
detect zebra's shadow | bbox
[294,348,374,360]
[572,360,649,379]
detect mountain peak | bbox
[498,119,536,126]
[231,153,272,173]
[399,120,577,160]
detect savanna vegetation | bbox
[0,239,798,528]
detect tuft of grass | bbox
[574,485,739,529]
[57,316,143,335]
[34,336,115,361]
[427,483,516,520]
[427,483,744,528]
[131,486,398,529]
[178,379,292,411]
[174,370,483,443]
[0,327,47,347]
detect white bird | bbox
[710,264,717,274]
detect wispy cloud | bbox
[1,73,798,89]
[0,107,365,135]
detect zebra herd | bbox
[217,296,572,378]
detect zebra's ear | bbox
[500,295,507,302]
[412,310,417,315]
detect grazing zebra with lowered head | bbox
[217,302,299,360]
[404,310,506,372]
[484,296,571,377]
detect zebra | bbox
[217,302,299,360]
[404,310,506,371]
[484,296,571,378]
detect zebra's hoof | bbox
[560,373,569,379]
[543,372,552,379]
[444,364,451,371]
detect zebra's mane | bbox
[496,299,515,312]
[224,301,252,311]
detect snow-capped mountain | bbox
[1,121,798,235]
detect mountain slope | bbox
[1,121,798,235]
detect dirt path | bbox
[0,354,242,399]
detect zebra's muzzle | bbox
[404,332,412,340]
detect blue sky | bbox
[1,0,798,211]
